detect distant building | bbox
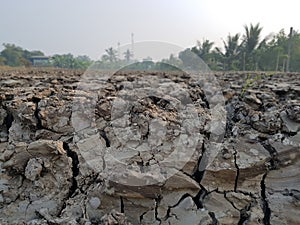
[29,56,50,67]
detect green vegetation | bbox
[51,54,92,69]
[0,43,44,67]
[184,23,300,72]
[241,72,276,97]
[1,23,300,71]
[183,23,300,72]
[0,44,92,69]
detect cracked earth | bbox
[0,69,299,225]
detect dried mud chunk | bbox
[0,140,73,223]
[251,111,281,134]
[286,101,300,122]
[24,158,43,181]
[38,97,72,133]
[100,209,132,225]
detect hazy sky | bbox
[1,0,299,59]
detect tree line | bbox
[0,44,92,69]
[1,23,299,71]
[192,23,299,72]
[96,24,300,72]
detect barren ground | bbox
[0,68,299,225]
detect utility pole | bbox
[275,50,280,72]
[286,27,293,72]
[117,42,120,59]
[131,33,134,59]
[243,52,246,71]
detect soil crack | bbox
[259,138,279,170]
[261,173,271,225]
[233,147,240,192]
[63,142,79,198]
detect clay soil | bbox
[0,68,299,225]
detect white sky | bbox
[0,0,299,59]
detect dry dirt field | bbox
[0,68,299,225]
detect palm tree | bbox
[243,23,262,54]
[190,39,215,69]
[103,47,117,63]
[123,49,133,62]
[216,33,240,70]
[191,39,214,59]
[241,23,263,70]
